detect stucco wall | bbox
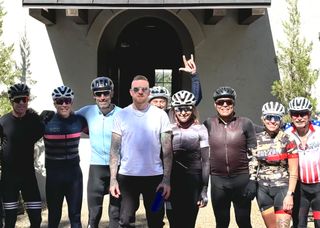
[38,8,278,123]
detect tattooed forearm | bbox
[160,131,173,185]
[109,132,121,186]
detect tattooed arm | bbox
[109,132,121,198]
[158,131,173,200]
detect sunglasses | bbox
[94,90,111,97]
[290,110,309,117]
[215,99,234,106]
[55,98,72,105]
[174,106,193,113]
[12,96,29,103]
[132,87,149,93]
[264,114,282,122]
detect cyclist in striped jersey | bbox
[285,97,320,228]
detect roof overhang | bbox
[22,0,271,9]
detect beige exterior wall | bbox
[40,8,277,123]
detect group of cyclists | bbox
[0,53,319,228]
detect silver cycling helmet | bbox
[288,97,312,112]
[91,77,114,92]
[149,86,171,102]
[171,90,196,107]
[8,83,30,99]
[213,86,237,101]
[52,85,74,100]
[262,101,285,117]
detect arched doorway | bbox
[98,10,194,107]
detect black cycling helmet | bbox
[8,83,30,100]
[91,77,114,92]
[213,86,237,101]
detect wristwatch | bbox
[286,191,294,196]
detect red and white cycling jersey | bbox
[285,123,320,184]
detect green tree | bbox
[0,3,20,116]
[17,28,35,86]
[271,0,319,115]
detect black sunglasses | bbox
[55,98,72,105]
[12,96,29,103]
[132,87,149,93]
[94,90,111,97]
[174,106,193,113]
[290,110,309,117]
[215,99,234,106]
[263,114,282,122]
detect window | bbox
[155,69,172,94]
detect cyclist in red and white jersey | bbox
[285,97,320,227]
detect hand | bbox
[109,179,121,198]
[157,182,171,200]
[197,186,208,208]
[243,180,257,200]
[40,110,55,124]
[179,54,197,75]
[282,195,294,211]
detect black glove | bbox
[198,186,208,207]
[243,180,257,200]
[40,110,55,124]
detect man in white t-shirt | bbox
[109,75,173,228]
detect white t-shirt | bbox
[112,104,171,176]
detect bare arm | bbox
[158,131,173,199]
[283,156,299,211]
[109,132,122,198]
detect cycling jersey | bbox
[285,123,320,184]
[76,105,121,165]
[43,113,87,168]
[0,110,43,171]
[250,130,298,187]
[285,122,320,227]
[204,115,257,176]
[172,123,209,173]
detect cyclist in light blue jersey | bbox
[76,77,121,228]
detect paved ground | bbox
[15,198,267,227]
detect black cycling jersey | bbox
[0,109,44,171]
[204,115,257,176]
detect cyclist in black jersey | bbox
[0,83,44,228]
[203,86,257,228]
[43,86,87,228]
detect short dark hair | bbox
[132,75,148,82]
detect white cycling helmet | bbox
[52,86,74,100]
[288,97,312,112]
[262,101,285,117]
[149,86,171,102]
[171,90,196,107]
[91,77,114,92]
